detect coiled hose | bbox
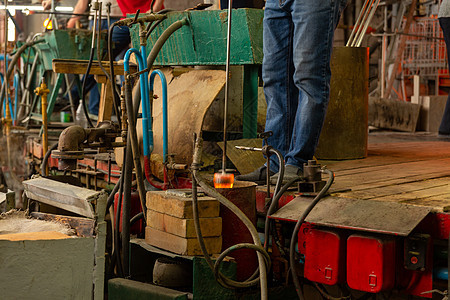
[191,136,270,300]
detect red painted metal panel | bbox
[114,192,144,234]
[347,235,396,293]
[304,228,346,285]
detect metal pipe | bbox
[350,0,376,47]
[35,82,50,176]
[3,0,8,123]
[149,69,168,163]
[12,73,18,125]
[380,5,387,97]
[124,49,151,155]
[222,1,233,174]
[347,0,372,46]
[123,72,147,221]
[354,0,381,47]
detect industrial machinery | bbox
[1,2,450,300]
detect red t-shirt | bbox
[117,0,163,15]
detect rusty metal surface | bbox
[270,196,431,236]
[23,177,101,218]
[315,47,369,160]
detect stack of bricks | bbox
[145,190,222,256]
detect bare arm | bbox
[67,0,89,28]
[42,0,59,10]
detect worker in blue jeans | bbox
[439,0,450,138]
[237,0,348,184]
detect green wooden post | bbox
[242,65,259,138]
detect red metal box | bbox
[347,235,396,293]
[304,228,346,285]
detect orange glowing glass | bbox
[213,172,234,189]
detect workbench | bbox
[264,138,450,239]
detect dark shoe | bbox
[438,132,450,139]
[235,165,275,184]
[270,165,303,185]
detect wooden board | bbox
[23,177,102,218]
[31,212,95,237]
[318,141,450,213]
[145,227,222,256]
[369,97,420,132]
[146,191,220,219]
[147,209,222,238]
[52,59,137,75]
[0,231,70,241]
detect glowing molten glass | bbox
[213,172,234,189]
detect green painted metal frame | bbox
[130,9,264,138]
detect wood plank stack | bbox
[145,190,222,256]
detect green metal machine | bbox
[130,9,264,138]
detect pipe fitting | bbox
[52,125,87,170]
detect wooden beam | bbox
[52,59,137,75]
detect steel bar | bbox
[347,0,372,46]
[355,0,381,47]
[222,0,233,174]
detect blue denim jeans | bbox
[262,0,347,172]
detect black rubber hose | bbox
[191,137,269,297]
[80,44,95,128]
[96,13,121,129]
[145,18,165,40]
[106,175,122,211]
[124,74,147,221]
[133,18,188,102]
[122,132,134,277]
[107,23,123,119]
[266,148,285,200]
[290,168,335,300]
[130,211,144,226]
[113,145,127,277]
[264,175,303,250]
[41,142,58,176]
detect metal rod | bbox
[351,0,376,46]
[380,5,387,97]
[3,0,8,112]
[355,0,381,47]
[64,75,77,119]
[347,0,371,46]
[222,0,233,174]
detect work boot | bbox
[270,165,303,185]
[235,165,275,185]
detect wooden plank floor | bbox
[320,139,450,212]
